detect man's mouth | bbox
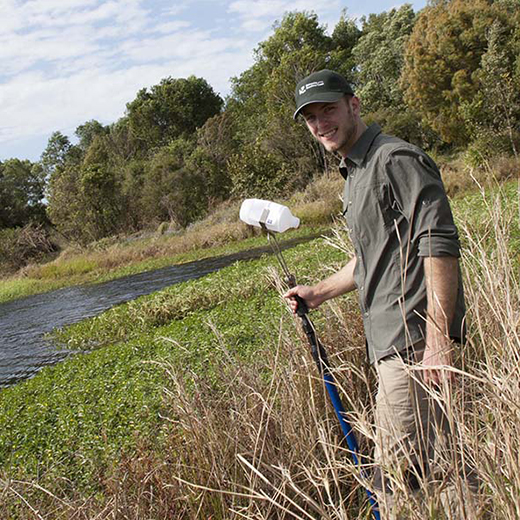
[319,129,337,139]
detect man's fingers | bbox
[423,366,455,387]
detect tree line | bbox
[1,0,519,261]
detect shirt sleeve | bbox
[384,147,461,257]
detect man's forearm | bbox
[423,256,458,345]
[313,256,357,304]
[284,256,357,311]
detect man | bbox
[284,70,467,518]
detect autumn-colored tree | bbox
[401,0,508,144]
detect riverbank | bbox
[1,175,519,518]
[0,172,343,304]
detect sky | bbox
[0,0,427,162]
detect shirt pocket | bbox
[377,182,402,230]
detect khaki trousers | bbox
[373,346,450,519]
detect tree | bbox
[349,5,435,146]
[46,164,84,242]
[187,112,238,204]
[461,14,520,158]
[126,76,223,152]
[401,0,506,144]
[353,6,416,113]
[228,142,292,199]
[140,142,206,228]
[228,11,360,191]
[75,120,109,152]
[329,10,362,80]
[46,135,125,243]
[40,131,80,179]
[0,159,47,229]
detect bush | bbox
[0,224,57,274]
[228,142,293,199]
[464,130,520,168]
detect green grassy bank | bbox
[0,177,519,518]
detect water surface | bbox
[0,236,315,386]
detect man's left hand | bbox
[422,339,455,386]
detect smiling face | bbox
[301,95,363,158]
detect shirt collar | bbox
[339,123,382,175]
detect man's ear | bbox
[349,95,361,117]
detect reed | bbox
[0,177,519,518]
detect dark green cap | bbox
[293,69,354,120]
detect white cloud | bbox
[228,0,341,32]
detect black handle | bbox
[294,294,309,316]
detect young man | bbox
[285,70,467,518]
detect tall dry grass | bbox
[111,181,516,519]
[1,179,519,519]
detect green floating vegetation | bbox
[0,236,343,494]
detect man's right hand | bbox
[283,285,323,314]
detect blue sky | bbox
[0,0,426,162]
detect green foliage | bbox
[140,140,206,228]
[0,339,165,491]
[228,11,360,195]
[329,10,362,80]
[228,141,293,198]
[353,5,416,112]
[40,131,81,178]
[351,5,433,146]
[75,119,109,151]
[187,112,238,203]
[461,14,520,159]
[47,135,124,244]
[126,76,223,152]
[0,159,47,228]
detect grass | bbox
[0,172,343,304]
[0,165,519,518]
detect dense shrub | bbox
[0,224,57,274]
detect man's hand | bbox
[284,285,323,314]
[422,338,455,386]
[283,257,358,314]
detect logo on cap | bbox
[298,81,325,95]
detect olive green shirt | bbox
[340,124,466,363]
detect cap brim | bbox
[293,92,346,120]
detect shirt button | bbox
[348,200,352,205]
[364,312,369,318]
[360,286,364,291]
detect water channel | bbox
[0,236,316,387]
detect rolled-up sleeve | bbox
[384,148,460,257]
